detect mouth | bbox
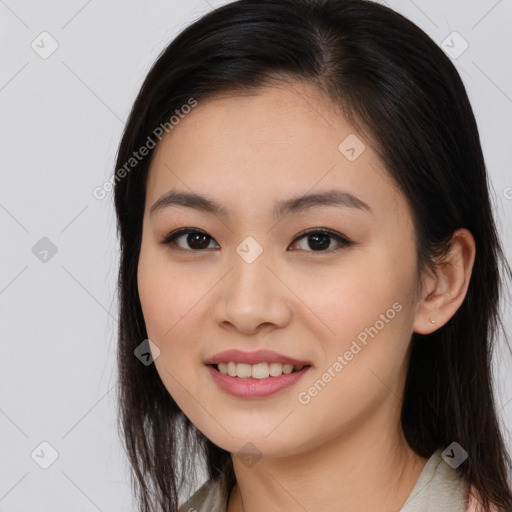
[206,362,311,398]
[208,362,311,379]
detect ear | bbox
[413,228,476,335]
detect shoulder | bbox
[178,477,229,512]
[465,484,499,512]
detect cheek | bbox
[296,263,410,347]
[319,259,415,387]
[296,254,416,405]
[136,244,213,363]
[335,243,416,340]
[137,245,198,340]
[137,263,170,339]
[293,278,413,436]
[137,253,206,410]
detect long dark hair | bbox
[113,1,512,510]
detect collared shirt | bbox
[178,449,489,512]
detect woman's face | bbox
[137,82,423,458]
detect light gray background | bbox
[0,0,511,510]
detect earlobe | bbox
[412,228,476,335]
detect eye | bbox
[159,227,352,253]
[288,228,352,253]
[159,228,219,251]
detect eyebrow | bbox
[149,188,372,218]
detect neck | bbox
[227,407,428,512]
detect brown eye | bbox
[160,227,352,253]
[160,229,219,251]
[289,229,352,252]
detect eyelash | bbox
[159,227,353,253]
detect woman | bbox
[113,1,512,510]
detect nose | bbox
[212,251,293,335]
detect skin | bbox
[137,81,476,512]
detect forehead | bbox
[145,82,409,224]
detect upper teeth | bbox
[216,362,305,379]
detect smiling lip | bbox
[206,365,311,398]
[204,349,311,366]
[204,349,312,399]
